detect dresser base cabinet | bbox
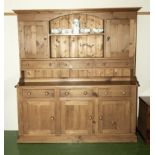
[16,82,137,143]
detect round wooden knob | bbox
[50,116,55,120]
[99,115,103,120]
[83,91,88,95]
[89,115,93,120]
[65,91,69,96]
[45,91,49,96]
[27,91,31,96]
[104,92,108,95]
[122,91,126,95]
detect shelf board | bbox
[49,33,104,36]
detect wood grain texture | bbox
[16,8,138,143]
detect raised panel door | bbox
[22,99,56,135]
[19,22,49,58]
[60,100,93,135]
[105,19,136,58]
[98,100,131,134]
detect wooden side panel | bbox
[60,100,93,135]
[50,18,60,57]
[95,17,104,57]
[129,19,136,57]
[23,99,56,134]
[78,36,87,57]
[98,100,131,134]
[19,22,49,58]
[60,16,69,57]
[86,15,95,57]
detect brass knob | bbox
[65,91,69,96]
[50,116,55,120]
[27,91,31,96]
[45,91,49,96]
[83,91,88,95]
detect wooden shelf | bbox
[49,33,104,36]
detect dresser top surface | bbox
[13,7,141,14]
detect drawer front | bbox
[95,60,133,68]
[99,86,130,97]
[59,60,93,69]
[60,88,93,97]
[21,61,58,69]
[23,89,55,98]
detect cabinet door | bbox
[60,100,93,135]
[98,100,131,134]
[105,19,136,58]
[19,22,49,58]
[22,99,56,135]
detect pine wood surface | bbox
[15,8,139,143]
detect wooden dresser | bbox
[15,8,139,143]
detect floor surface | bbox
[4,131,150,155]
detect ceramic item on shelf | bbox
[80,28,91,33]
[92,28,104,33]
[72,19,80,34]
[51,28,61,34]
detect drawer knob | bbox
[89,115,93,120]
[45,91,49,96]
[50,116,55,120]
[122,91,126,95]
[83,91,88,95]
[65,91,69,96]
[99,115,103,120]
[104,92,108,95]
[27,91,31,96]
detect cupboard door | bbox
[19,22,49,58]
[105,19,136,58]
[98,100,131,134]
[23,99,56,135]
[60,100,93,135]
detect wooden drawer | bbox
[21,61,58,69]
[95,60,133,68]
[99,86,130,97]
[23,89,55,98]
[60,88,94,97]
[59,60,93,69]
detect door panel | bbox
[60,100,93,135]
[23,99,56,134]
[98,100,131,134]
[105,19,136,58]
[19,22,49,58]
